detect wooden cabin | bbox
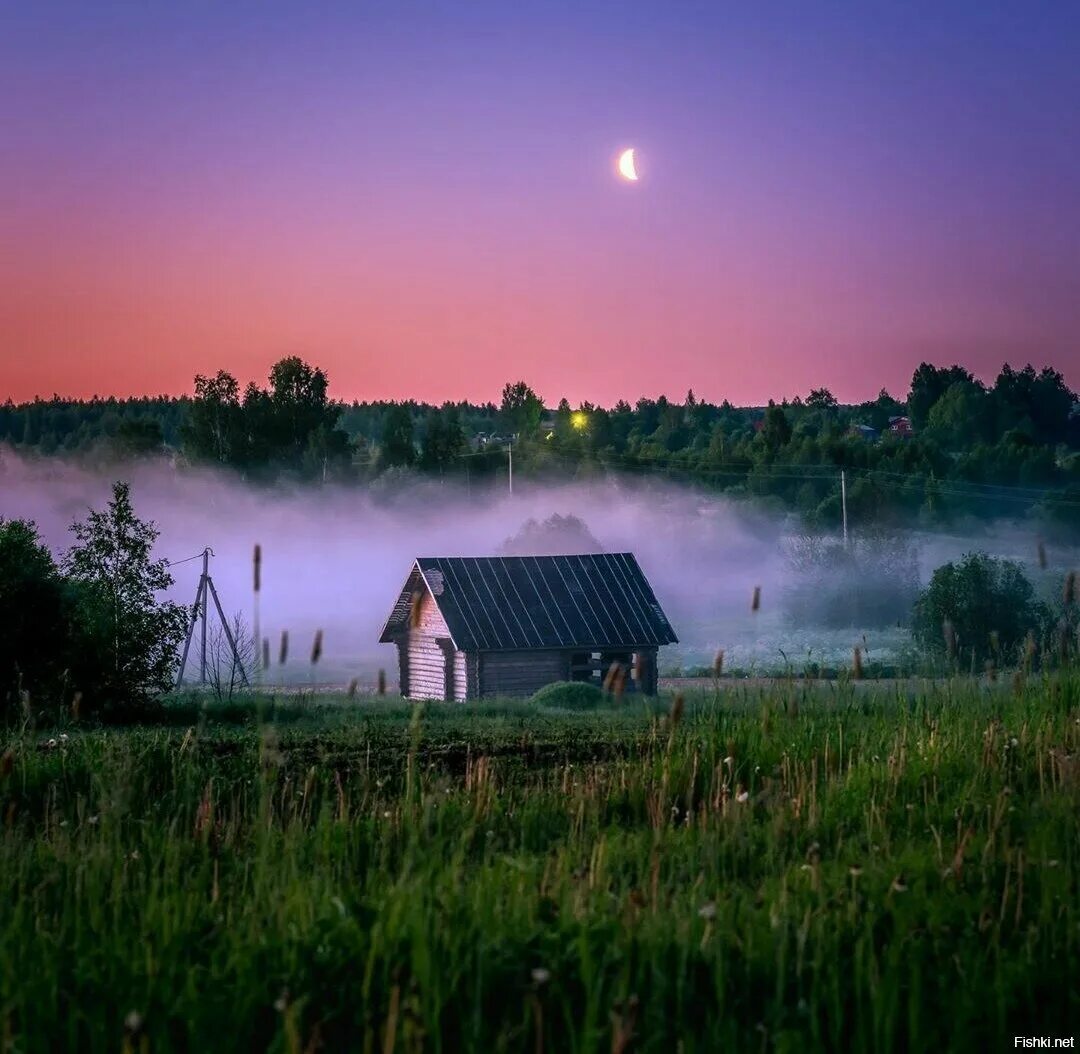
[379,554,678,700]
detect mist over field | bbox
[1,447,1074,683]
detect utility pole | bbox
[200,548,208,683]
[507,440,513,495]
[175,547,250,689]
[841,470,849,547]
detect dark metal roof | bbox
[379,553,678,651]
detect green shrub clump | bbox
[530,680,606,709]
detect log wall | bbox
[401,589,467,700]
[477,649,570,697]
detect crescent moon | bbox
[617,148,639,182]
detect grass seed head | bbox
[852,646,863,679]
[1064,570,1077,606]
[410,590,423,629]
[1024,631,1037,670]
[253,544,262,593]
[602,661,622,693]
[347,677,358,698]
[0,749,13,779]
[1037,539,1048,570]
[713,649,724,678]
[278,630,289,665]
[613,665,626,700]
[262,639,270,671]
[942,619,957,660]
[670,693,685,728]
[310,629,323,666]
[377,669,387,695]
[751,585,761,613]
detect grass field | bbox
[2,676,1079,1052]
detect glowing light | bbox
[617,148,639,182]
[571,411,589,430]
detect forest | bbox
[2,358,1078,533]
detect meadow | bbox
[2,676,1078,1053]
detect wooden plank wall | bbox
[478,650,569,697]
[404,589,459,700]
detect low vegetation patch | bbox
[529,679,608,709]
[2,674,1079,1051]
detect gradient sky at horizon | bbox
[2,1,1078,406]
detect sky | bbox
[1,1,1078,407]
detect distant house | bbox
[888,415,913,438]
[469,432,516,451]
[848,424,879,441]
[379,554,678,700]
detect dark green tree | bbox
[992,364,1076,446]
[419,407,466,472]
[912,553,1048,665]
[761,401,792,453]
[806,388,838,411]
[0,520,72,713]
[907,363,976,431]
[379,404,416,469]
[499,381,543,436]
[63,482,188,708]
[267,356,344,461]
[182,371,245,465]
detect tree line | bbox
[2,358,1078,531]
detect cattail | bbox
[1037,540,1047,570]
[262,639,270,671]
[751,585,761,613]
[310,629,323,665]
[989,630,1000,655]
[613,665,626,700]
[985,658,997,683]
[253,544,262,592]
[602,661,622,693]
[1011,670,1025,695]
[377,669,387,695]
[278,630,289,666]
[942,619,957,660]
[1064,570,1077,606]
[712,649,724,679]
[670,693,684,728]
[410,590,423,629]
[1024,631,1037,670]
[347,677,358,698]
[852,646,863,680]
[70,690,82,721]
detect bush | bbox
[0,519,73,713]
[530,681,606,710]
[912,552,1048,665]
[0,484,187,723]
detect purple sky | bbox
[2,1,1078,405]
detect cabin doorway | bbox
[437,638,456,702]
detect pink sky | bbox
[2,3,1078,406]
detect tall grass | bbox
[2,675,1078,1052]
